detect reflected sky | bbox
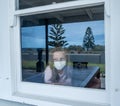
[21,20,104,48]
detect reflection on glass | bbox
[18,0,76,9]
[21,26,46,82]
[21,5,105,89]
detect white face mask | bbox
[54,61,66,70]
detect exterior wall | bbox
[0,0,119,106]
[110,0,120,106]
[0,0,12,99]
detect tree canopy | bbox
[48,24,68,48]
[83,27,95,51]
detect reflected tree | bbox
[83,27,95,51]
[48,24,68,48]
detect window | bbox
[20,5,105,89]
[18,0,77,10]
[12,0,110,104]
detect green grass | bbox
[22,60,105,74]
[22,60,37,69]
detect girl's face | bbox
[53,51,66,62]
[53,51,66,70]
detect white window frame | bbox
[10,0,111,104]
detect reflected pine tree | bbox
[83,27,95,51]
[48,24,68,48]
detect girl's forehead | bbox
[53,51,65,58]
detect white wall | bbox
[0,0,12,98]
[110,0,120,106]
[0,0,120,106]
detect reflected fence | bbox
[22,53,105,64]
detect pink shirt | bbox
[44,66,72,85]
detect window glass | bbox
[18,0,77,10]
[21,5,105,89]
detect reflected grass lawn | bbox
[22,60,37,69]
[22,60,105,74]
